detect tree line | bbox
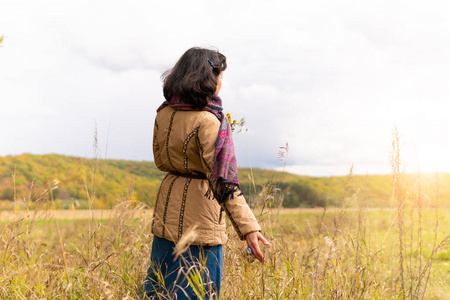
[1,154,448,209]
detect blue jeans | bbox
[141,236,223,299]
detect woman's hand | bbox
[245,231,270,263]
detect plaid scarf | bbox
[157,94,240,203]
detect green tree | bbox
[281,182,326,208]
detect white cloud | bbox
[1,0,450,175]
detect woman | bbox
[142,47,269,299]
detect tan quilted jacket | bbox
[151,106,261,246]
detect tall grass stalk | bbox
[388,126,450,299]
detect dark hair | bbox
[162,47,227,108]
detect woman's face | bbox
[215,72,223,95]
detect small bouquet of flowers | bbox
[226,112,245,134]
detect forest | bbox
[1,153,449,209]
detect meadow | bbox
[1,130,449,299]
[0,198,449,298]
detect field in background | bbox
[1,205,449,299]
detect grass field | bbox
[0,204,449,299]
[1,130,449,299]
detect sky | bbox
[1,0,450,176]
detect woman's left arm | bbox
[221,191,261,240]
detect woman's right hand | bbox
[245,231,270,263]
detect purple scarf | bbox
[157,94,240,203]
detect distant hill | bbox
[0,154,165,209]
[0,154,448,209]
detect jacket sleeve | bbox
[197,113,261,240]
[221,190,261,240]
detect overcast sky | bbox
[1,0,450,176]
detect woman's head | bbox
[162,47,227,108]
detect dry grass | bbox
[0,204,449,299]
[1,129,449,299]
